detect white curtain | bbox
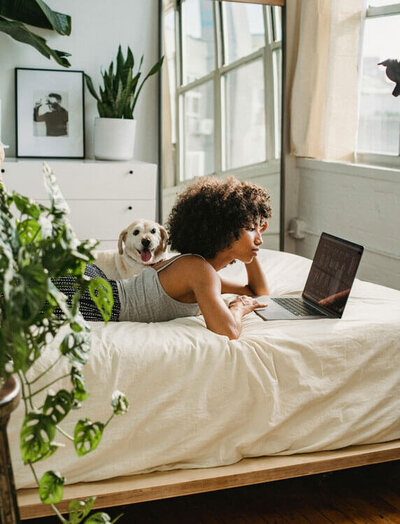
[290,0,363,161]
[161,44,175,189]
[161,0,176,189]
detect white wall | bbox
[0,0,159,162]
[294,158,400,290]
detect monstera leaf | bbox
[67,497,96,524]
[39,470,65,504]
[43,389,73,424]
[74,419,104,457]
[20,413,58,464]
[88,278,114,322]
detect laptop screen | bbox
[302,233,364,317]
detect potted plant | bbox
[85,45,163,160]
[0,162,128,523]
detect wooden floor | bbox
[28,460,400,523]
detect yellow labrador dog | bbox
[95,219,168,280]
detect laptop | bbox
[255,233,364,321]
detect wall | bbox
[295,158,400,290]
[0,0,159,163]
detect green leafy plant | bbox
[85,45,164,119]
[0,164,128,523]
[0,0,71,67]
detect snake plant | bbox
[0,0,71,67]
[85,45,164,119]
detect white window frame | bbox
[172,0,282,183]
[355,2,400,169]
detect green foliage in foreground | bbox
[0,0,71,67]
[0,163,128,523]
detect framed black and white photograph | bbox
[15,68,85,158]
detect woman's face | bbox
[229,222,267,263]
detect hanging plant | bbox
[0,164,128,522]
[0,0,71,67]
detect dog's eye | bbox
[151,228,156,234]
[133,230,140,236]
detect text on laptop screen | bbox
[303,234,363,316]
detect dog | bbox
[95,219,168,280]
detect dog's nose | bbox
[141,238,151,248]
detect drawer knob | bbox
[1,168,4,173]
[128,205,133,210]
[129,170,133,174]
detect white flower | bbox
[5,361,14,373]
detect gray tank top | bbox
[117,254,202,322]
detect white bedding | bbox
[9,249,400,489]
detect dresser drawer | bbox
[2,160,157,200]
[37,199,156,241]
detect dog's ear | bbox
[154,226,169,259]
[157,226,168,253]
[159,226,168,253]
[118,229,128,255]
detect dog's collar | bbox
[149,258,166,267]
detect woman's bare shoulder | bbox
[176,254,212,273]
[153,254,211,272]
[179,256,220,288]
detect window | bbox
[356,2,400,165]
[162,0,282,183]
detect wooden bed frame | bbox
[18,439,400,519]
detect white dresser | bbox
[2,159,157,250]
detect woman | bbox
[56,176,272,339]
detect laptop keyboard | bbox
[272,297,322,317]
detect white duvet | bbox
[9,249,400,488]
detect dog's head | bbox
[118,219,168,267]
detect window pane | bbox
[182,0,215,84]
[357,14,400,154]
[224,60,265,169]
[222,3,264,64]
[182,82,214,180]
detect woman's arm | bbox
[220,256,269,296]
[245,256,269,295]
[192,264,264,340]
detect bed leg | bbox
[0,376,21,524]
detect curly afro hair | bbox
[166,176,272,259]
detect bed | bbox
[8,249,400,519]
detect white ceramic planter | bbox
[94,117,136,161]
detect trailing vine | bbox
[0,164,128,523]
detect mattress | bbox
[8,249,400,489]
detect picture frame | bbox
[15,68,85,158]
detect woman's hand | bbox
[228,295,266,316]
